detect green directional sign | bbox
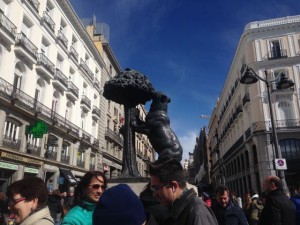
[26,121,48,138]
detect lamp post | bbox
[240,65,294,193]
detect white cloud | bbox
[178,130,198,162]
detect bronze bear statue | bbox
[131,91,183,162]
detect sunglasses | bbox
[150,183,169,193]
[90,184,106,190]
[8,197,26,206]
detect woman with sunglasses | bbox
[6,177,54,225]
[61,171,107,225]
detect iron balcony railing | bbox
[43,11,55,32]
[27,144,41,156]
[54,69,68,88]
[27,0,40,13]
[15,33,38,58]
[92,105,101,118]
[67,81,79,98]
[105,127,123,147]
[69,45,79,62]
[77,160,84,168]
[80,59,94,81]
[57,30,68,48]
[81,95,91,110]
[0,77,99,147]
[268,49,287,60]
[242,93,250,106]
[61,155,69,164]
[37,53,55,74]
[253,119,300,132]
[0,11,16,38]
[45,151,57,160]
[2,135,21,151]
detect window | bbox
[41,38,50,56]
[52,90,60,115]
[278,101,295,120]
[66,101,73,121]
[4,118,20,141]
[21,16,33,37]
[269,40,282,58]
[56,54,64,71]
[46,134,58,160]
[280,138,300,160]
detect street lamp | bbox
[240,65,294,193]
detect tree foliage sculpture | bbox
[103,68,155,177]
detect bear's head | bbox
[149,91,171,113]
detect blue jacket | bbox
[290,194,300,225]
[61,201,96,225]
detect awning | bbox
[60,169,77,184]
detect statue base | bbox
[107,176,150,195]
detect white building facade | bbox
[0,0,106,192]
[208,15,300,196]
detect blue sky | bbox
[69,0,300,162]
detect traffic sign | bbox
[274,158,287,170]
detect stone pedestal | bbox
[107,177,150,195]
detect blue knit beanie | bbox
[93,184,146,225]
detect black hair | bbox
[148,158,186,189]
[215,185,229,195]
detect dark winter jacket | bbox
[259,189,295,225]
[162,188,218,225]
[211,200,248,225]
[47,195,62,220]
[290,194,300,225]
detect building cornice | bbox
[102,42,122,73]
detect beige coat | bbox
[20,207,54,225]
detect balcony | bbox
[36,53,55,80]
[45,151,57,161]
[66,81,79,101]
[89,164,96,171]
[26,0,40,13]
[61,155,69,164]
[268,49,287,60]
[77,160,85,168]
[92,105,101,120]
[242,93,250,106]
[42,11,55,33]
[27,144,41,156]
[80,94,91,112]
[93,77,101,93]
[0,11,16,47]
[105,127,123,147]
[57,30,68,50]
[80,59,94,82]
[15,33,37,66]
[69,45,79,64]
[53,69,68,91]
[2,135,21,151]
[235,104,243,117]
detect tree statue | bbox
[103,68,155,178]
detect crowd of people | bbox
[0,159,299,225]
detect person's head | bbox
[93,184,146,225]
[148,158,186,206]
[295,183,300,195]
[74,171,107,205]
[0,192,6,201]
[260,191,267,205]
[6,177,48,224]
[215,185,230,208]
[263,176,282,193]
[52,189,60,196]
[68,187,74,196]
[245,192,251,203]
[61,191,67,197]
